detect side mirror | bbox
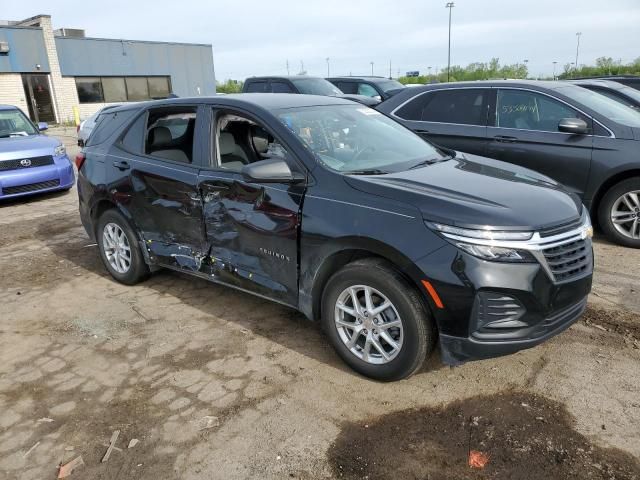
[241,157,305,184]
[373,95,382,102]
[38,122,48,131]
[558,118,589,135]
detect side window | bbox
[214,111,289,173]
[336,82,357,94]
[86,109,136,147]
[246,81,268,93]
[357,83,379,97]
[421,89,488,125]
[395,94,430,121]
[272,81,294,93]
[120,113,146,153]
[496,90,585,132]
[144,107,197,163]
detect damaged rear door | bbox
[197,106,307,306]
[112,104,207,270]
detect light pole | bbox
[523,59,529,79]
[552,61,557,80]
[326,57,330,77]
[445,2,454,82]
[575,32,582,73]
[428,66,432,81]
[370,62,374,76]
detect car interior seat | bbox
[147,126,190,163]
[219,132,249,170]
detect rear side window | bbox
[422,89,488,125]
[336,82,357,94]
[86,109,136,147]
[143,107,197,163]
[246,81,268,93]
[357,83,378,97]
[271,81,294,93]
[120,113,146,153]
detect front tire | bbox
[321,258,435,381]
[97,209,150,284]
[598,177,640,248]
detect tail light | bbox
[75,152,86,170]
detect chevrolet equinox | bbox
[77,94,594,381]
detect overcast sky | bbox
[4,0,640,80]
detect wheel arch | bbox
[301,236,435,324]
[590,169,640,227]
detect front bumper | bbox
[0,155,74,199]
[415,238,593,365]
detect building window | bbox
[75,76,172,103]
[76,77,103,103]
[102,77,127,102]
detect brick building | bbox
[0,14,215,124]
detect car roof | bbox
[245,75,323,81]
[106,93,354,114]
[0,104,20,111]
[328,76,393,83]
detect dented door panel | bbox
[198,171,304,305]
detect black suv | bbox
[327,76,406,101]
[77,94,593,381]
[378,80,640,247]
[574,75,640,91]
[242,76,380,106]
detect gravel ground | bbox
[0,133,638,479]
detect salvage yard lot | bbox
[1,168,640,478]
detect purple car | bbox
[0,105,74,200]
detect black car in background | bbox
[574,75,640,91]
[570,79,640,110]
[327,76,406,101]
[242,76,380,106]
[378,80,640,247]
[77,94,592,380]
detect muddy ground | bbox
[0,137,639,479]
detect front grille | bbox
[0,155,54,171]
[542,238,591,282]
[2,179,60,195]
[475,292,526,332]
[539,217,584,238]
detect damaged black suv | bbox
[77,94,593,381]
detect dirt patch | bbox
[328,391,640,480]
[582,305,640,344]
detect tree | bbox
[216,79,243,94]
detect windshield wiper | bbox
[408,156,453,170]
[343,168,388,175]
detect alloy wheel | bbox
[102,222,132,274]
[611,190,640,239]
[334,285,403,365]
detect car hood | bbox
[344,153,583,231]
[0,134,60,160]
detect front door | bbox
[486,88,593,197]
[22,74,56,123]
[198,108,305,305]
[110,104,207,270]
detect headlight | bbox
[427,222,537,263]
[454,242,537,262]
[54,144,66,157]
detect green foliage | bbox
[398,58,528,84]
[558,57,640,79]
[216,79,244,94]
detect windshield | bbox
[377,79,405,93]
[0,109,38,138]
[291,78,343,96]
[557,85,640,128]
[277,104,446,173]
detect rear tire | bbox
[598,177,640,248]
[321,258,435,381]
[97,209,150,284]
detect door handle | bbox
[415,129,430,134]
[113,160,130,171]
[493,135,518,143]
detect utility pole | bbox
[523,59,529,79]
[575,32,582,73]
[552,61,557,80]
[326,57,330,77]
[445,2,454,82]
[370,61,374,76]
[286,60,290,75]
[389,59,392,79]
